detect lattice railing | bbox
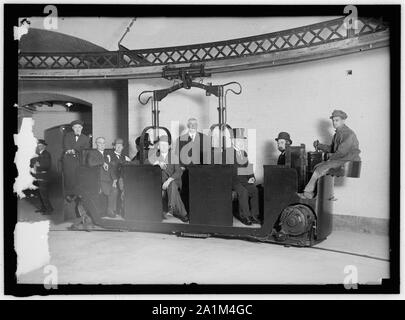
[18,16,388,70]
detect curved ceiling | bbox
[18,92,93,107]
[19,28,108,53]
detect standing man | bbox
[298,110,361,199]
[149,135,189,222]
[109,138,131,215]
[87,137,118,217]
[231,129,260,225]
[30,139,54,214]
[275,132,292,165]
[62,120,90,200]
[175,118,210,165]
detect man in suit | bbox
[132,133,153,164]
[149,135,189,222]
[30,139,54,214]
[109,138,131,215]
[230,129,260,225]
[275,132,292,165]
[87,137,119,217]
[174,118,210,165]
[62,120,91,200]
[298,110,361,199]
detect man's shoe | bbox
[239,217,252,226]
[173,212,189,223]
[41,211,52,216]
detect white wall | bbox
[19,80,128,149]
[128,47,389,219]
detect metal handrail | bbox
[18,16,388,70]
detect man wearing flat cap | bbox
[62,120,91,200]
[298,110,361,199]
[275,132,293,165]
[30,139,53,214]
[148,135,189,223]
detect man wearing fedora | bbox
[148,135,189,223]
[231,128,261,225]
[275,132,293,165]
[62,120,91,200]
[30,139,54,214]
[298,110,361,199]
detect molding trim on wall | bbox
[332,214,389,235]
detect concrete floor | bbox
[16,198,389,285]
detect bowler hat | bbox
[70,120,84,127]
[113,138,124,146]
[275,132,292,144]
[37,139,47,146]
[329,110,348,120]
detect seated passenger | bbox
[87,137,119,218]
[231,129,260,225]
[109,138,131,216]
[132,133,153,164]
[298,110,361,199]
[148,135,189,223]
[174,117,210,165]
[275,132,292,165]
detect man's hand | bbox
[112,179,117,188]
[162,177,173,190]
[103,162,109,171]
[248,177,255,184]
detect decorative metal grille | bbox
[19,17,388,70]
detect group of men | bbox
[30,109,360,225]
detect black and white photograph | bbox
[2,2,401,300]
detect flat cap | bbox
[70,120,84,127]
[275,132,292,144]
[329,110,348,120]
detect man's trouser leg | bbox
[167,181,187,217]
[234,183,250,219]
[244,183,259,219]
[38,180,53,212]
[107,187,118,215]
[304,160,347,193]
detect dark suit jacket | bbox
[63,131,90,158]
[174,132,210,165]
[87,149,115,183]
[148,150,183,188]
[277,151,286,165]
[233,149,255,185]
[30,150,52,180]
[108,151,128,180]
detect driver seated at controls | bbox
[148,135,189,223]
[298,109,361,199]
